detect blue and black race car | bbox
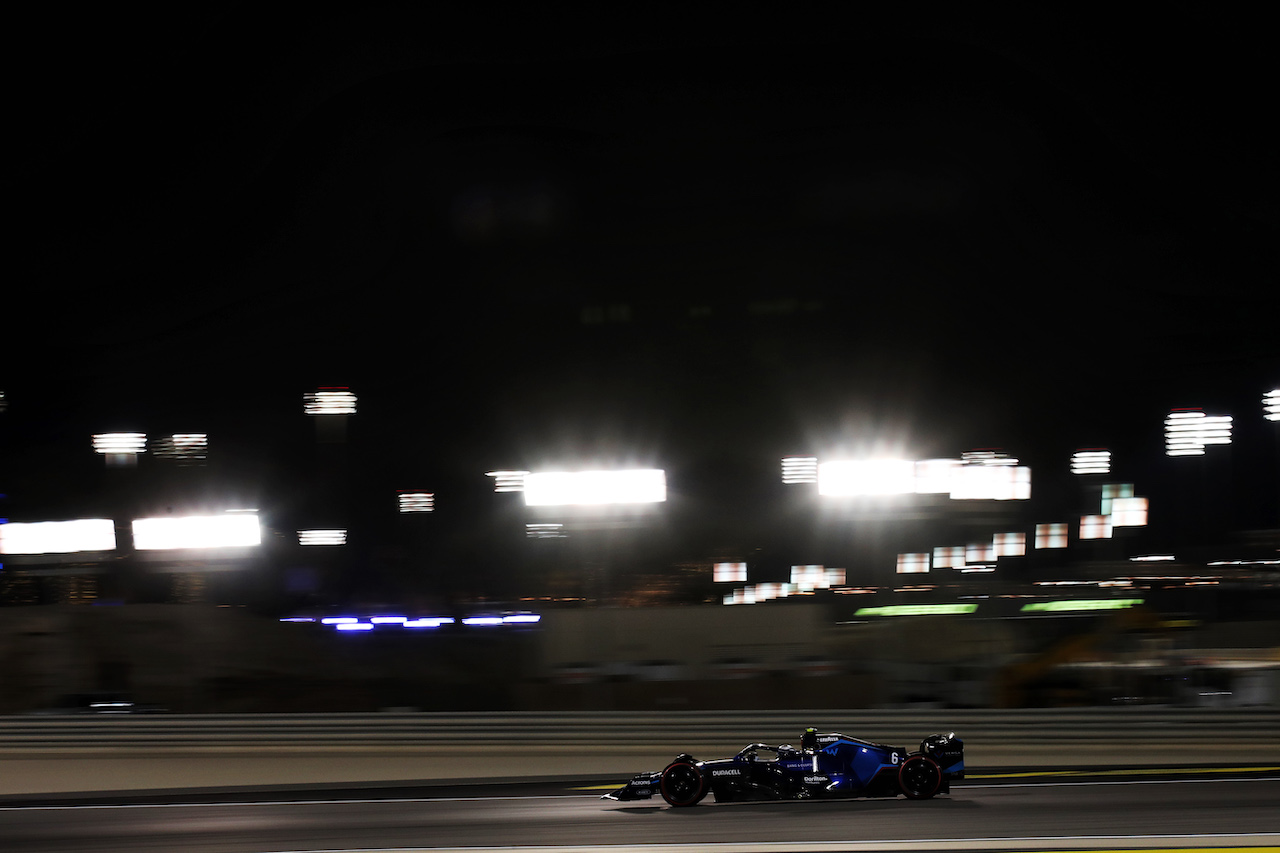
[603,728,963,806]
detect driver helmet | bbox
[801,727,817,752]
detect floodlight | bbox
[818,459,916,496]
[487,471,530,492]
[896,553,930,574]
[714,562,747,582]
[1165,409,1233,456]
[951,463,1031,500]
[781,456,818,484]
[1079,515,1112,540]
[526,523,565,539]
[370,616,407,624]
[933,546,965,569]
[463,616,504,626]
[1111,497,1148,527]
[1071,449,1111,475]
[993,532,1026,557]
[502,614,541,624]
[914,459,959,493]
[398,491,435,513]
[298,529,347,546]
[303,388,357,415]
[1264,390,1280,421]
[1035,523,1068,549]
[522,469,666,506]
[153,434,208,465]
[966,542,994,564]
[321,617,358,624]
[0,519,117,555]
[93,433,146,454]
[1101,484,1134,516]
[132,513,261,550]
[336,622,373,631]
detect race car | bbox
[603,728,963,806]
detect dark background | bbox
[5,7,1277,605]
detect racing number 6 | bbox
[891,752,899,764]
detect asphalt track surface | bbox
[2,767,1279,853]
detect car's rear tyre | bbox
[660,762,707,806]
[898,755,942,800]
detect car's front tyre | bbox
[898,755,942,800]
[660,761,707,806]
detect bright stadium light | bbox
[1264,389,1280,422]
[1035,523,1068,549]
[1111,497,1148,527]
[994,532,1026,557]
[298,529,347,546]
[304,388,357,415]
[950,459,1031,500]
[0,519,117,555]
[933,546,965,569]
[1080,515,1113,540]
[1071,449,1111,475]
[398,491,435,513]
[526,523,565,539]
[781,456,818,484]
[714,562,747,582]
[913,459,959,493]
[153,434,208,465]
[92,432,146,466]
[486,471,530,492]
[1165,409,1232,456]
[132,512,261,550]
[818,459,916,496]
[896,553,930,574]
[522,469,666,506]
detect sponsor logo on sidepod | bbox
[712,769,742,777]
[804,775,829,784]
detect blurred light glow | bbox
[951,463,1031,500]
[133,513,261,550]
[781,456,818,485]
[966,541,994,563]
[1035,523,1068,549]
[913,459,959,494]
[304,388,357,415]
[463,616,504,626]
[398,491,435,513]
[502,614,541,624]
[994,532,1026,557]
[404,617,455,628]
[1165,409,1232,456]
[526,523,565,539]
[153,434,208,463]
[92,433,146,454]
[714,562,747,582]
[896,553,930,574]
[1080,515,1112,540]
[1101,483,1134,516]
[1130,554,1175,562]
[298,529,347,546]
[854,604,977,617]
[1265,389,1280,422]
[321,617,358,624]
[0,519,117,554]
[819,459,916,496]
[933,546,965,569]
[523,469,666,506]
[336,622,373,631]
[791,564,827,590]
[1111,497,1149,527]
[487,470,530,492]
[1021,598,1144,613]
[370,616,407,624]
[1071,449,1111,475]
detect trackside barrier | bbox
[0,710,1277,752]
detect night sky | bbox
[5,8,1278,596]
